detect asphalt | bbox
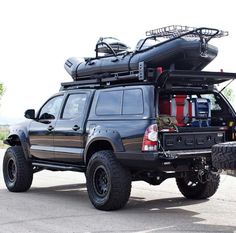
[0,149,236,233]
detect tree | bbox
[223,87,235,102]
[0,83,4,97]
[0,83,4,108]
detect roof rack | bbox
[61,65,236,91]
[146,25,229,39]
[60,62,156,90]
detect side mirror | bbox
[39,112,55,120]
[24,109,35,119]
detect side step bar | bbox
[32,160,86,172]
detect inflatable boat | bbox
[64,26,228,81]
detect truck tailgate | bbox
[161,131,225,150]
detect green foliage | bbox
[0,131,7,141]
[0,126,8,138]
[223,87,235,102]
[0,127,9,148]
[0,127,9,149]
[0,83,4,97]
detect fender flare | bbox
[5,129,31,160]
[84,126,124,163]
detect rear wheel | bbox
[3,146,33,192]
[176,172,220,199]
[86,150,131,211]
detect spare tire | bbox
[212,142,236,169]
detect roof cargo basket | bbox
[146,25,228,40]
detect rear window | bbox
[62,93,87,119]
[96,91,123,115]
[96,89,143,116]
[200,94,222,111]
[123,89,143,114]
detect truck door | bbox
[53,91,89,163]
[29,95,64,160]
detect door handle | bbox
[88,61,95,66]
[72,125,80,131]
[111,58,119,62]
[47,125,54,131]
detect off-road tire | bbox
[86,150,131,211]
[212,142,236,169]
[3,146,33,192]
[176,172,220,199]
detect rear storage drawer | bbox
[161,131,225,150]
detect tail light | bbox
[142,124,158,151]
[156,66,163,74]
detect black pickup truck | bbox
[3,68,236,210]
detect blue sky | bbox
[0,0,236,124]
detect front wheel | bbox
[86,150,131,211]
[176,172,220,199]
[3,146,33,192]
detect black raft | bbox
[64,25,228,81]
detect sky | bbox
[1,0,236,124]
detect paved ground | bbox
[0,149,236,233]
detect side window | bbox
[201,94,222,111]
[123,89,143,115]
[62,93,87,119]
[39,95,63,120]
[96,91,122,115]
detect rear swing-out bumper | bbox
[115,149,212,171]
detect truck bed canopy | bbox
[157,70,236,89]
